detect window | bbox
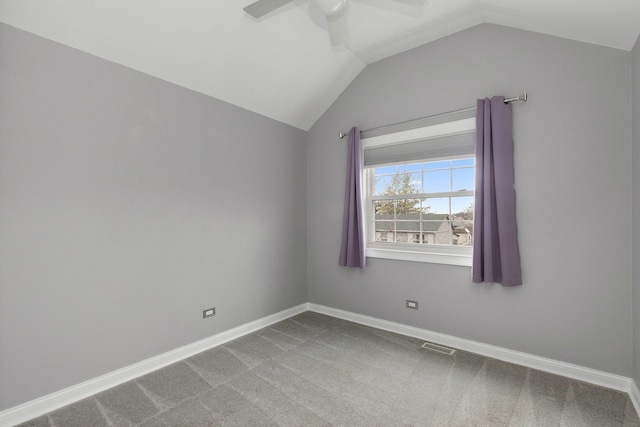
[362,113,475,266]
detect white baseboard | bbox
[630,380,640,418]
[308,303,634,393]
[2,302,637,427]
[0,303,307,427]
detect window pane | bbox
[375,172,421,195]
[425,197,450,216]
[452,158,474,167]
[368,152,475,250]
[451,196,474,219]
[374,221,394,242]
[397,221,420,232]
[452,220,473,246]
[374,200,395,220]
[424,170,451,193]
[374,175,392,196]
[401,163,422,172]
[422,220,452,245]
[452,167,474,192]
[422,220,442,234]
[451,196,473,246]
[420,231,436,245]
[424,160,450,170]
[396,221,420,243]
[395,225,413,242]
[374,165,396,175]
[396,198,422,220]
[407,172,423,193]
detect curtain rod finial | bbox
[339,132,349,139]
[503,91,528,104]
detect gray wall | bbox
[633,35,640,385]
[307,24,633,376]
[1,19,636,413]
[0,23,307,410]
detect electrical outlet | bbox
[203,307,216,318]
[406,300,418,310]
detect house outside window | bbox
[362,111,476,266]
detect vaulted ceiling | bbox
[1,0,639,130]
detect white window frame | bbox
[362,118,475,267]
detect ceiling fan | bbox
[243,0,426,46]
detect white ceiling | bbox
[1,0,639,130]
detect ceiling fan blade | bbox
[243,0,295,18]
[326,10,349,46]
[390,0,426,6]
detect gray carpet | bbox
[17,311,640,426]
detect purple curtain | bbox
[339,127,366,269]
[473,97,522,286]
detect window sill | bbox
[366,246,472,267]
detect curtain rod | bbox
[338,92,527,139]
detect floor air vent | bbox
[421,341,456,355]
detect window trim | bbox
[362,117,475,267]
[367,245,473,266]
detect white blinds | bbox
[363,131,475,167]
[362,108,476,168]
